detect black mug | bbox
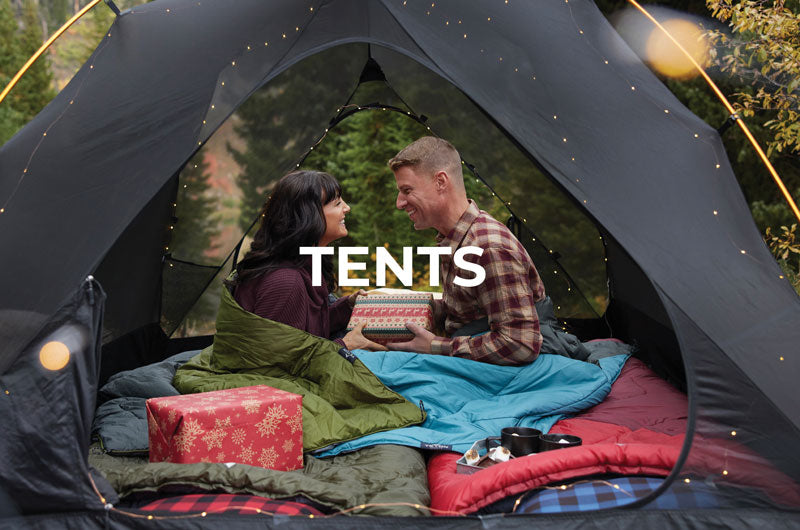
[501,427,542,456]
[539,433,582,451]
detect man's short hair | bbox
[388,136,463,185]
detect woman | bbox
[227,170,384,351]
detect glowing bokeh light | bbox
[644,18,710,79]
[39,341,70,371]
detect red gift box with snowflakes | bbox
[146,385,303,471]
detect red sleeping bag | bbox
[428,356,800,514]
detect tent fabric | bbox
[1,0,799,522]
[0,278,115,514]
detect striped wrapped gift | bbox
[345,292,434,345]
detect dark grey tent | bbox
[1,0,799,527]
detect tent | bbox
[1,0,800,526]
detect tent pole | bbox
[0,0,104,106]
[627,0,800,224]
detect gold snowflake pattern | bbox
[241,399,261,415]
[148,414,159,436]
[287,409,303,434]
[255,404,286,437]
[238,444,255,464]
[282,439,294,453]
[231,428,247,446]
[258,446,279,468]
[201,426,228,450]
[186,405,200,414]
[216,451,226,462]
[167,409,178,425]
[215,417,232,429]
[158,417,170,434]
[174,418,204,454]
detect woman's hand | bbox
[347,289,369,309]
[342,321,388,351]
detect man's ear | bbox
[434,171,449,192]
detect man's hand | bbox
[388,322,435,354]
[342,321,388,351]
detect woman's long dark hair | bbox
[228,170,341,291]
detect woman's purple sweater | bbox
[234,262,351,347]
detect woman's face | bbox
[319,196,350,246]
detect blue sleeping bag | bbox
[315,346,629,456]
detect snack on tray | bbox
[487,446,512,463]
[463,448,481,466]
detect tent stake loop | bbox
[717,113,740,136]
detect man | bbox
[387,136,546,366]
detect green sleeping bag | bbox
[173,287,425,451]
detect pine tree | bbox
[304,108,439,291]
[15,0,55,120]
[171,147,220,262]
[0,0,56,144]
[0,0,24,144]
[169,147,222,333]
[230,44,366,233]
[39,0,69,34]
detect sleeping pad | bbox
[88,442,430,516]
[172,286,424,452]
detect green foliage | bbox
[51,3,116,78]
[0,0,56,144]
[304,106,441,292]
[16,0,55,117]
[0,0,24,144]
[0,104,23,142]
[706,0,800,157]
[40,0,69,33]
[229,45,365,233]
[766,223,800,262]
[171,148,220,262]
[750,192,797,231]
[765,223,800,293]
[169,148,222,333]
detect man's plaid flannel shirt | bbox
[430,200,546,365]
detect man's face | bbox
[394,165,440,231]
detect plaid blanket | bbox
[139,494,324,516]
[511,477,724,513]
